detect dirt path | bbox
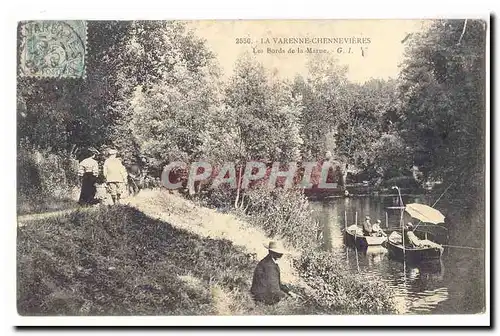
[127,189,302,285]
[17,197,130,226]
[17,189,303,285]
[17,208,84,226]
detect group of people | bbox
[363,215,440,248]
[77,147,142,206]
[362,215,387,237]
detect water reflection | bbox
[311,195,484,314]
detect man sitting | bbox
[404,222,421,247]
[371,219,387,237]
[362,216,373,236]
[250,241,298,305]
[404,222,442,249]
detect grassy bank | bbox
[18,204,307,315]
[18,190,397,315]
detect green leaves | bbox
[225,55,303,162]
[399,19,486,199]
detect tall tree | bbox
[225,54,303,163]
[17,21,133,154]
[398,19,486,203]
[292,55,349,160]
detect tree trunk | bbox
[234,165,243,209]
[342,163,349,191]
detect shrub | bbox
[17,143,79,214]
[242,185,321,250]
[196,186,236,211]
[294,251,397,314]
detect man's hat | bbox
[365,216,371,220]
[263,241,287,254]
[108,148,118,155]
[88,147,99,154]
[376,219,382,223]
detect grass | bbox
[17,205,310,315]
[17,192,79,216]
[17,190,398,316]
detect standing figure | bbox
[77,147,99,206]
[128,163,142,196]
[103,149,128,204]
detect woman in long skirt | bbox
[78,148,100,205]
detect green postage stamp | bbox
[18,20,87,78]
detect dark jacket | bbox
[250,254,289,305]
[362,220,373,235]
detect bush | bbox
[196,186,236,211]
[294,251,397,314]
[242,186,321,250]
[17,143,79,214]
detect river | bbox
[311,194,485,314]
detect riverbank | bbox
[17,189,398,315]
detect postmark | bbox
[19,20,87,78]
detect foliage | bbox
[226,54,303,162]
[398,19,486,204]
[294,251,397,314]
[121,22,228,166]
[292,55,349,159]
[369,133,413,180]
[17,141,79,214]
[292,56,407,184]
[242,186,321,250]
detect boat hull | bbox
[384,240,443,263]
[345,227,387,249]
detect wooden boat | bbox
[384,232,444,263]
[344,224,387,248]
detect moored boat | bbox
[384,232,444,263]
[344,224,387,248]
[386,186,447,263]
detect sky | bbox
[189,20,430,83]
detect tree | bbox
[17,21,134,154]
[125,22,223,168]
[398,19,486,203]
[225,54,304,207]
[225,54,303,163]
[292,55,349,160]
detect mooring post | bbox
[385,212,388,228]
[355,211,358,226]
[344,210,347,229]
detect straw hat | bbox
[108,148,118,155]
[376,219,381,223]
[365,216,371,220]
[88,147,99,154]
[263,241,287,254]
